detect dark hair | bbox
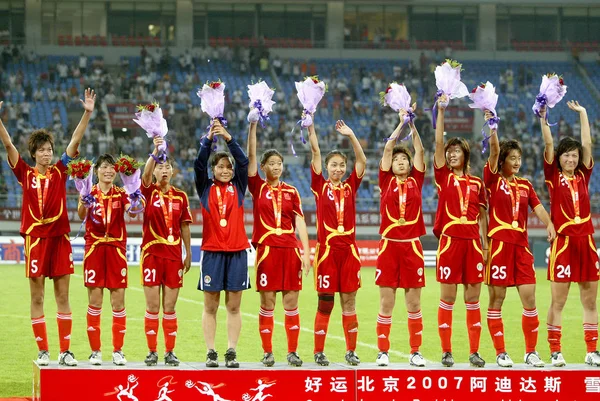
[210,152,233,169]
[260,149,284,166]
[392,145,413,167]
[324,150,347,166]
[94,154,116,175]
[556,136,584,172]
[497,140,522,172]
[444,137,471,173]
[151,156,175,172]
[28,129,54,161]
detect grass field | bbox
[0,264,591,397]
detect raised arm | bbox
[539,106,554,164]
[247,121,258,176]
[193,127,215,197]
[567,101,592,168]
[142,137,162,187]
[0,101,19,166]
[66,88,96,158]
[409,104,425,172]
[486,110,500,172]
[335,120,366,177]
[307,123,322,174]
[433,94,448,168]
[381,112,404,171]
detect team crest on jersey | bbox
[476,263,484,271]
[417,268,424,276]
[173,203,180,211]
[284,193,292,200]
[227,186,235,193]
[121,268,127,277]
[113,201,121,209]
[204,275,211,284]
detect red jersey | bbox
[10,154,71,238]
[379,166,426,239]
[248,174,303,248]
[140,183,193,261]
[484,162,541,246]
[83,185,130,250]
[433,163,487,239]
[544,157,594,237]
[311,165,363,247]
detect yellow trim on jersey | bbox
[24,236,41,278]
[548,236,569,281]
[255,245,270,269]
[472,239,483,256]
[25,202,64,235]
[486,239,504,285]
[557,205,591,233]
[439,204,478,234]
[589,235,597,253]
[141,224,181,253]
[350,244,361,263]
[436,236,452,260]
[257,216,295,243]
[378,239,389,256]
[293,248,302,263]
[487,209,526,237]
[381,206,421,237]
[411,240,424,262]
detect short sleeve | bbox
[410,167,425,190]
[346,167,363,194]
[292,188,304,217]
[310,165,325,197]
[543,157,557,189]
[141,181,154,200]
[477,179,487,209]
[248,173,263,199]
[581,161,594,187]
[528,181,542,211]
[9,155,28,185]
[434,163,450,192]
[180,192,193,223]
[483,162,499,188]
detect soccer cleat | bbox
[496,352,513,368]
[585,351,600,367]
[469,352,486,368]
[314,352,330,366]
[550,351,566,367]
[112,351,127,366]
[144,351,158,366]
[524,351,545,367]
[58,350,78,367]
[164,351,180,366]
[441,352,454,367]
[89,350,102,366]
[376,351,389,366]
[345,350,360,366]
[287,352,303,367]
[410,352,426,367]
[224,348,239,368]
[206,349,219,368]
[261,352,275,367]
[36,350,50,366]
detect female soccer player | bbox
[376,106,427,367]
[78,154,144,366]
[541,101,600,367]
[308,119,366,366]
[483,112,555,368]
[194,121,250,368]
[0,89,95,366]
[140,137,192,367]
[433,94,488,367]
[247,120,311,367]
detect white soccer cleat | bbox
[36,350,50,366]
[112,351,127,366]
[376,351,389,366]
[410,352,426,367]
[59,350,78,367]
[89,350,102,366]
[585,351,600,367]
[496,352,513,368]
[524,351,545,367]
[550,351,566,367]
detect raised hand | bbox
[335,120,354,137]
[484,110,494,121]
[0,101,3,112]
[153,136,165,150]
[438,94,449,110]
[80,88,96,112]
[538,105,547,120]
[213,125,232,142]
[567,100,586,114]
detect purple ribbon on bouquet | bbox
[252,100,270,129]
[385,108,416,142]
[290,110,311,157]
[203,116,229,150]
[127,189,146,215]
[72,194,98,241]
[481,115,500,153]
[426,90,444,129]
[149,150,167,164]
[532,94,557,127]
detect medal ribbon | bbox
[454,174,471,221]
[396,178,407,221]
[329,182,345,230]
[158,189,173,240]
[96,186,114,235]
[215,184,228,221]
[565,174,580,221]
[504,178,520,225]
[268,183,283,230]
[33,168,50,218]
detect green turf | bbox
[0,264,591,397]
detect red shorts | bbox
[548,234,600,282]
[141,253,184,288]
[376,238,425,289]
[25,234,74,279]
[313,244,361,293]
[436,235,484,284]
[83,244,128,289]
[485,238,535,287]
[255,245,302,291]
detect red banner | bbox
[444,106,475,132]
[107,103,139,129]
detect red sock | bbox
[86,305,102,352]
[144,310,159,352]
[438,300,454,353]
[487,309,505,355]
[259,307,274,353]
[522,308,539,353]
[162,311,177,352]
[313,311,331,353]
[284,308,300,353]
[112,308,126,352]
[466,302,482,354]
[547,324,562,353]
[31,315,48,352]
[56,312,72,353]
[376,314,392,352]
[408,310,423,353]
[342,311,358,352]
[584,323,598,353]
